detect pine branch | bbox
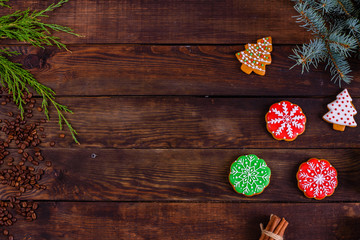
[0,50,79,143]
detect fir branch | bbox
[346,18,360,49]
[0,51,79,143]
[324,38,353,85]
[290,38,327,72]
[317,0,339,13]
[326,51,352,83]
[334,0,354,16]
[347,18,360,34]
[317,0,355,16]
[291,0,360,85]
[328,31,357,56]
[294,2,328,36]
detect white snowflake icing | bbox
[267,101,305,139]
[275,122,286,136]
[298,160,337,199]
[229,155,270,195]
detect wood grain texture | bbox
[10,97,358,149]
[0,0,309,44]
[2,149,358,202]
[7,45,360,97]
[10,202,360,240]
[0,1,358,238]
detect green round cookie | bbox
[229,154,271,196]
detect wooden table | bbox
[2,0,360,239]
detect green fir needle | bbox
[290,0,360,86]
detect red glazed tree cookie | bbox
[265,101,306,141]
[297,158,338,200]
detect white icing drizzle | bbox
[236,37,272,72]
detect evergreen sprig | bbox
[290,0,360,85]
[0,0,80,143]
[0,0,79,49]
[0,0,10,8]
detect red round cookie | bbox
[265,101,306,141]
[297,158,338,200]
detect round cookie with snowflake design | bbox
[266,101,306,141]
[297,158,338,200]
[229,154,271,197]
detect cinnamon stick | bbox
[277,220,289,238]
[259,214,281,240]
[272,218,288,239]
[259,215,289,240]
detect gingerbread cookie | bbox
[297,158,338,200]
[323,89,357,131]
[235,36,272,76]
[229,154,271,197]
[265,101,306,141]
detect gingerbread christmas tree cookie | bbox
[265,101,306,141]
[229,154,271,197]
[323,89,357,131]
[297,158,338,200]
[235,36,272,76]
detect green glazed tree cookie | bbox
[229,154,271,197]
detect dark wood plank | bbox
[14,97,358,149]
[2,149,358,202]
[8,45,360,97]
[0,0,309,44]
[10,202,360,239]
